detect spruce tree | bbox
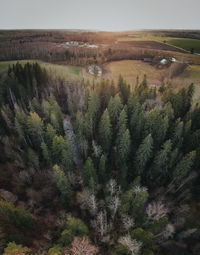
[99,109,112,154]
[83,157,97,188]
[152,140,172,177]
[53,164,72,198]
[41,142,51,166]
[108,94,123,127]
[173,151,196,181]
[98,154,106,184]
[135,134,153,175]
[116,129,131,164]
[27,112,44,146]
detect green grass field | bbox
[166,38,200,54]
[0,60,84,80]
[118,33,200,54]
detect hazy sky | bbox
[0,0,200,30]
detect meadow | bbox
[117,32,200,53]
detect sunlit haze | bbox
[0,0,200,30]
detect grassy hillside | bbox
[0,60,84,80]
[104,60,163,86]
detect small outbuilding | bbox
[160,59,168,65]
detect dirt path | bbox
[63,115,83,171]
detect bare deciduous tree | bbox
[119,213,135,233]
[118,235,142,255]
[92,140,102,158]
[156,223,175,242]
[107,179,121,197]
[78,189,98,216]
[64,237,99,255]
[91,210,108,238]
[146,201,168,221]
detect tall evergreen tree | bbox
[83,157,97,188]
[108,94,123,127]
[98,154,106,184]
[27,112,44,146]
[173,151,196,181]
[151,139,172,178]
[144,108,168,148]
[99,109,112,154]
[53,164,72,198]
[135,134,153,175]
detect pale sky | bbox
[0,0,200,31]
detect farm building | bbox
[160,59,168,65]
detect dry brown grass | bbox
[103,60,200,100]
[103,60,166,87]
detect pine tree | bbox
[41,142,51,166]
[86,91,100,138]
[99,109,112,154]
[98,154,106,184]
[108,94,123,127]
[27,147,39,170]
[27,112,44,146]
[53,164,72,197]
[144,108,168,148]
[151,140,172,178]
[116,129,131,164]
[129,98,145,146]
[52,135,73,171]
[118,75,130,104]
[52,135,67,162]
[15,110,28,143]
[117,164,128,189]
[46,123,57,146]
[117,107,128,136]
[135,134,153,175]
[173,151,196,181]
[172,118,183,148]
[50,100,63,134]
[83,157,97,188]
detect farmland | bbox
[117,32,200,54]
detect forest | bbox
[0,61,200,255]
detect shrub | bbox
[48,245,62,255]
[60,229,74,246]
[115,244,130,254]
[3,242,30,255]
[66,217,88,237]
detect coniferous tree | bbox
[128,97,145,147]
[98,154,106,184]
[99,109,112,154]
[151,140,172,178]
[135,134,153,175]
[52,135,73,171]
[45,123,57,147]
[116,129,131,165]
[83,157,97,188]
[15,110,28,143]
[108,94,123,127]
[27,112,44,146]
[144,108,168,148]
[173,151,196,181]
[53,164,72,198]
[41,142,51,166]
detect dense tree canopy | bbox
[0,62,199,255]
